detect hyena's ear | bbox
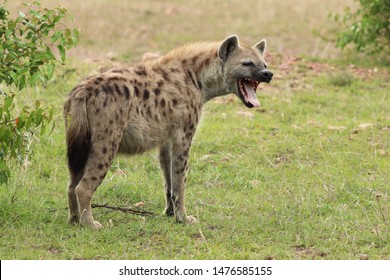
[253,39,267,56]
[218,35,239,62]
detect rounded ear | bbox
[218,35,239,62]
[253,39,266,56]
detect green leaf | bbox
[57,44,65,62]
[4,96,13,110]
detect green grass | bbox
[1,59,388,260]
[1,0,389,260]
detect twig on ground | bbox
[91,203,154,217]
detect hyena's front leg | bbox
[171,132,197,224]
[159,142,174,216]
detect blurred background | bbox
[7,0,356,62]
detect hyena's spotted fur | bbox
[64,35,273,229]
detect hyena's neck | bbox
[156,42,229,104]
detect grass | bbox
[1,0,389,260]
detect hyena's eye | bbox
[241,61,255,67]
[263,63,268,68]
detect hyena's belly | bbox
[118,121,172,154]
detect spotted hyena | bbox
[64,35,273,229]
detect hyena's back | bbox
[65,61,203,176]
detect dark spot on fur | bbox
[114,83,122,96]
[134,86,140,97]
[160,69,170,81]
[157,80,164,87]
[187,71,197,89]
[192,55,199,64]
[123,85,130,100]
[102,147,107,154]
[143,89,150,100]
[103,96,108,107]
[170,67,180,73]
[86,86,93,95]
[172,99,178,106]
[93,77,104,85]
[204,57,211,65]
[108,76,127,82]
[112,69,124,74]
[186,132,193,139]
[160,98,166,107]
[102,83,113,94]
[154,88,161,95]
[98,163,104,169]
[196,79,202,90]
[91,176,98,181]
[176,166,186,175]
[146,107,152,117]
[94,88,100,96]
[135,66,147,76]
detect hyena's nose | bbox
[259,70,273,82]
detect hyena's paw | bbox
[68,215,80,225]
[186,215,198,224]
[163,207,175,217]
[81,220,104,230]
[89,220,104,230]
[175,214,198,224]
[80,209,104,229]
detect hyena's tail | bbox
[64,95,91,177]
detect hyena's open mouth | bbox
[237,78,260,108]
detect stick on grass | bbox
[92,203,154,217]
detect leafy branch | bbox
[331,0,389,56]
[0,1,79,184]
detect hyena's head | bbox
[218,35,273,108]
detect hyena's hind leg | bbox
[68,171,84,224]
[66,118,91,225]
[75,137,121,229]
[159,141,174,216]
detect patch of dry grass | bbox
[8,0,354,61]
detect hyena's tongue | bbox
[243,81,260,108]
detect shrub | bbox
[0,1,79,184]
[332,0,390,55]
